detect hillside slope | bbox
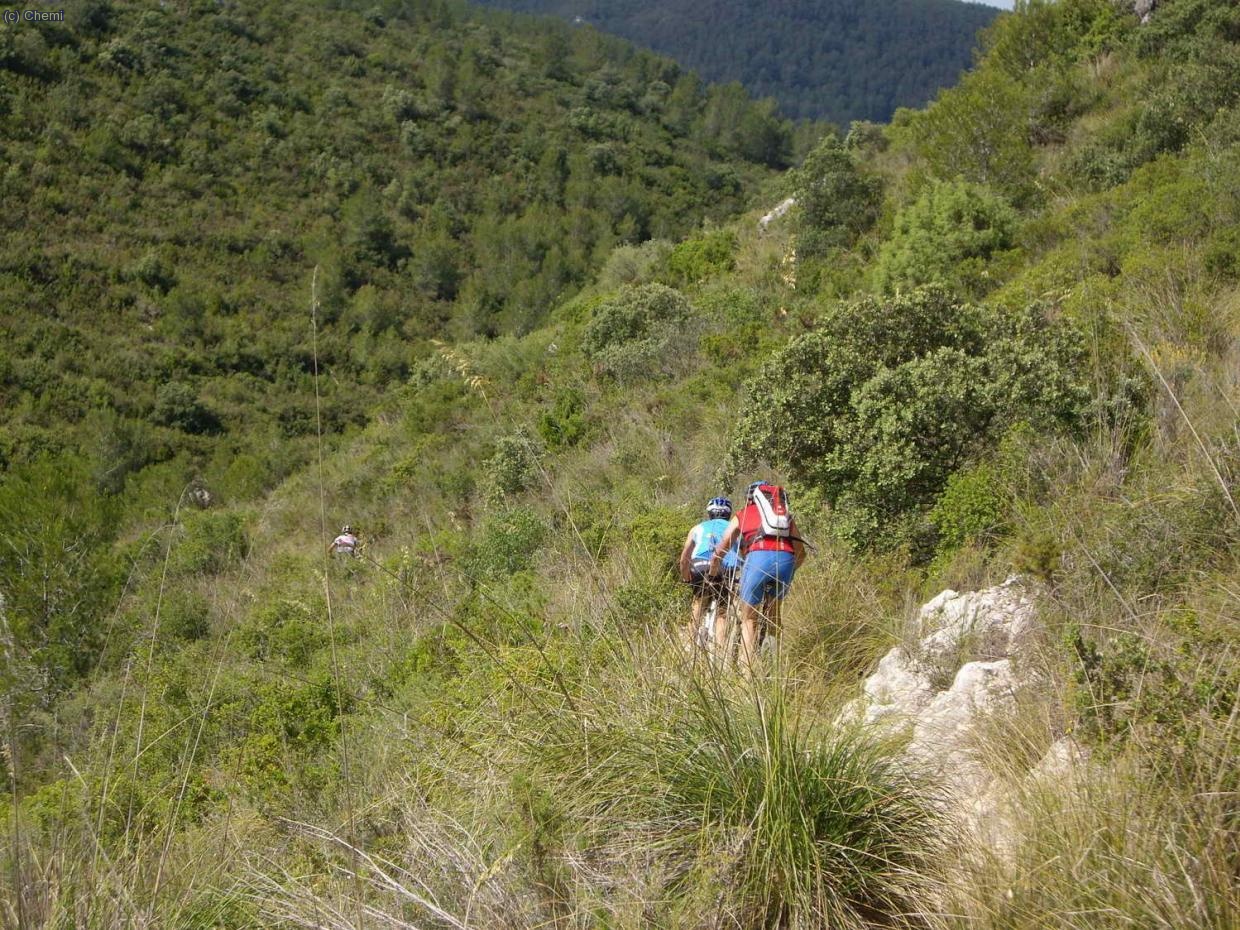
[2,1,1239,929]
[0,0,788,505]
[472,0,1000,122]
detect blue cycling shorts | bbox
[737,549,796,607]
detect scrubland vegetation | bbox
[1,0,1238,928]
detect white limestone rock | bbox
[758,196,796,231]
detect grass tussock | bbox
[256,637,951,930]
[944,734,1239,930]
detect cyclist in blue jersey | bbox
[678,497,740,646]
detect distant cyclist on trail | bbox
[328,524,359,557]
[708,482,806,672]
[679,497,741,648]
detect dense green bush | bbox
[536,386,587,449]
[725,288,1085,547]
[873,179,1019,296]
[581,283,694,382]
[663,229,736,285]
[793,133,882,257]
[483,433,543,504]
[929,461,1006,551]
[152,382,221,435]
[467,507,548,579]
[0,458,121,697]
[172,510,249,576]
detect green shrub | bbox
[597,238,672,289]
[793,133,882,257]
[536,387,587,449]
[483,433,542,504]
[930,462,1006,552]
[581,283,694,383]
[873,179,1018,296]
[624,504,693,573]
[173,510,249,576]
[725,288,1086,548]
[663,229,736,285]
[153,381,221,435]
[1067,611,1240,780]
[162,589,212,641]
[468,507,548,579]
[0,457,122,694]
[890,68,1036,202]
[237,597,329,665]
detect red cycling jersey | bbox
[736,503,795,554]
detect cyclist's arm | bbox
[678,531,696,582]
[709,517,741,576]
[789,517,807,569]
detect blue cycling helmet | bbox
[706,496,732,519]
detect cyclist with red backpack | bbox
[708,481,806,671]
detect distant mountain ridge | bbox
[472,0,1001,123]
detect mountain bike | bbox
[695,564,740,661]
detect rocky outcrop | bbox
[845,578,1089,852]
[758,197,795,231]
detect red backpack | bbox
[741,484,793,552]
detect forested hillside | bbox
[471,0,1000,122]
[2,1,1239,929]
[0,0,791,511]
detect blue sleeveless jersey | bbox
[690,518,739,568]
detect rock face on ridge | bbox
[845,578,1086,852]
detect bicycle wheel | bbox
[698,594,720,649]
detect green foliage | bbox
[161,589,212,642]
[152,382,220,435]
[725,288,1086,547]
[581,283,694,382]
[891,69,1037,202]
[536,386,587,449]
[172,510,249,576]
[483,433,543,504]
[874,179,1019,296]
[237,597,329,665]
[624,504,691,570]
[663,229,736,285]
[227,672,344,798]
[0,457,121,696]
[793,133,882,257]
[930,461,1006,551]
[468,507,549,578]
[0,0,778,512]
[1067,613,1239,780]
[597,238,672,289]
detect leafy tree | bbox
[724,287,1085,547]
[153,382,220,435]
[890,67,1037,202]
[793,133,882,257]
[873,179,1018,296]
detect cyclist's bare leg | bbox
[737,601,764,674]
[714,585,729,659]
[686,593,705,645]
